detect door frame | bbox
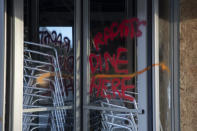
[0,0,7,130]
[6,0,24,130]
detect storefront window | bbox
[2,0,179,130]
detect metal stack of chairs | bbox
[23,41,72,131]
[100,89,138,131]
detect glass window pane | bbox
[84,0,147,130]
[23,0,74,130]
[159,0,172,130]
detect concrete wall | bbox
[180,0,197,130]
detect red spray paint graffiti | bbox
[89,18,147,101]
[93,18,146,51]
[89,47,129,74]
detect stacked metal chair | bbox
[100,89,138,131]
[23,41,73,131]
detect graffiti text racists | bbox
[93,18,146,51]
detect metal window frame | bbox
[170,0,180,131]
[74,0,81,130]
[137,0,149,131]
[82,0,90,130]
[152,0,160,131]
[8,0,24,130]
[0,0,7,130]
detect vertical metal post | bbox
[74,0,81,130]
[126,0,135,75]
[137,0,149,131]
[171,0,180,130]
[0,0,6,130]
[152,0,160,131]
[10,0,24,130]
[83,0,90,130]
